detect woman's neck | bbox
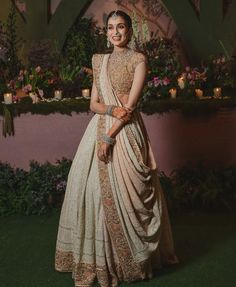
[112,46,129,53]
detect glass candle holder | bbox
[169,88,177,99]
[4,93,13,104]
[82,88,90,98]
[195,89,203,98]
[54,90,63,100]
[213,87,222,98]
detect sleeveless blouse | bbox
[92,49,146,101]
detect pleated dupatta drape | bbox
[55,54,178,287]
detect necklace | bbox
[109,48,133,65]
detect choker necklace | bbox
[109,48,132,66]
[111,48,130,56]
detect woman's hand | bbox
[97,142,111,164]
[112,106,132,123]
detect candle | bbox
[4,93,13,104]
[195,89,203,98]
[29,92,39,104]
[178,76,185,89]
[169,88,177,99]
[213,87,221,98]
[54,90,62,100]
[82,88,90,98]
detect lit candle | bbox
[169,88,177,99]
[29,92,39,104]
[195,89,203,98]
[178,76,185,89]
[213,87,221,98]
[82,88,90,98]
[4,93,13,104]
[54,90,62,100]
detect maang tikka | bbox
[111,9,118,20]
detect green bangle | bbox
[101,134,116,145]
[105,105,115,116]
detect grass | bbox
[0,211,235,287]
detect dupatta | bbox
[96,54,163,280]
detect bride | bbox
[55,9,178,287]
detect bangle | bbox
[105,105,115,116]
[101,134,116,145]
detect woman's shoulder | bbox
[130,50,147,70]
[92,53,104,66]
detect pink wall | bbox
[1,111,236,174]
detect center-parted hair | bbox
[106,10,132,30]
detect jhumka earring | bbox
[107,38,111,48]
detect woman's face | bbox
[107,16,131,48]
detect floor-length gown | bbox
[55,49,178,287]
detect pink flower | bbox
[35,66,41,73]
[22,84,32,93]
[17,75,24,81]
[162,77,170,86]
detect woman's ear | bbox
[129,28,133,41]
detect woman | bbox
[55,10,178,287]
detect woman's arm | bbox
[98,60,147,163]
[107,60,147,138]
[90,81,131,120]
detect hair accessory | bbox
[101,134,116,145]
[111,9,118,20]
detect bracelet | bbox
[105,105,115,116]
[101,134,116,145]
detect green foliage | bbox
[27,39,60,70]
[0,160,235,216]
[1,97,236,118]
[0,159,72,216]
[142,36,182,100]
[2,104,14,137]
[0,3,22,79]
[62,17,106,69]
[162,163,236,212]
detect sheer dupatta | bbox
[96,54,177,280]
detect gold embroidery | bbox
[55,249,123,287]
[96,114,148,282]
[92,54,105,103]
[108,50,146,95]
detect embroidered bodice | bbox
[92,49,146,101]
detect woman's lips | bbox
[112,36,121,41]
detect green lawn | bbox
[0,211,235,287]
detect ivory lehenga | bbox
[55,49,178,287]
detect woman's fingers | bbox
[97,144,110,163]
[113,107,132,121]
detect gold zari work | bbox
[55,49,178,287]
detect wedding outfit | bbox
[55,49,178,287]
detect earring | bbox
[107,38,111,48]
[128,35,136,50]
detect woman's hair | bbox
[106,10,132,30]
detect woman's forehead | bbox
[107,16,126,25]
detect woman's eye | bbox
[108,26,113,30]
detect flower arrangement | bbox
[12,66,54,99]
[205,55,233,88]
